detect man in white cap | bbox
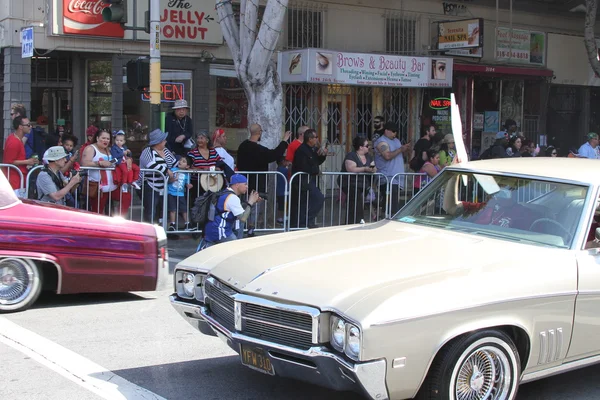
[165,99,193,156]
[36,146,81,206]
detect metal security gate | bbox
[284,84,411,171]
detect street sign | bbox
[21,27,34,58]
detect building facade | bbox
[1,0,597,162]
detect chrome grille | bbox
[242,303,313,349]
[204,277,317,350]
[204,278,235,331]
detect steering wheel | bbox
[529,218,572,244]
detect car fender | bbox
[0,250,63,293]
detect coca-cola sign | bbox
[62,0,124,38]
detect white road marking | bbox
[0,317,166,400]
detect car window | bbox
[394,170,588,249]
[0,171,20,209]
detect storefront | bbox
[452,64,552,159]
[278,48,454,170]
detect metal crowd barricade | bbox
[25,164,44,199]
[164,170,288,236]
[66,167,168,227]
[288,172,390,231]
[0,164,25,197]
[387,172,428,217]
[235,170,289,235]
[165,170,225,235]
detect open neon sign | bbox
[141,82,185,103]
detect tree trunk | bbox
[243,61,283,150]
[216,0,289,150]
[585,0,600,77]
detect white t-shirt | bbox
[223,189,245,217]
[215,147,235,170]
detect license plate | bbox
[240,344,275,375]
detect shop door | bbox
[324,93,351,173]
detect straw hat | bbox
[200,173,225,192]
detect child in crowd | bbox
[110,130,141,190]
[276,157,290,224]
[168,155,195,232]
[59,134,80,177]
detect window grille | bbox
[286,2,325,49]
[385,12,419,55]
[284,85,410,146]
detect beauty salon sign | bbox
[279,49,453,88]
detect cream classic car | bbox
[170,158,600,400]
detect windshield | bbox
[0,171,20,209]
[394,170,588,249]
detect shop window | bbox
[122,69,192,146]
[287,4,325,49]
[88,60,113,131]
[385,13,418,55]
[216,77,248,129]
[31,52,72,84]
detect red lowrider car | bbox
[0,173,169,312]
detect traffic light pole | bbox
[149,0,161,132]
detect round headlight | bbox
[331,316,345,351]
[346,325,361,359]
[182,273,195,297]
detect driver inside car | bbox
[443,174,537,231]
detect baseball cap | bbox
[495,131,507,139]
[43,146,68,162]
[383,122,398,132]
[588,132,599,140]
[230,174,248,185]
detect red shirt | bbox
[3,134,28,190]
[462,200,536,231]
[286,140,302,163]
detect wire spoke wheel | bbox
[453,344,513,400]
[0,258,42,312]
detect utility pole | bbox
[149,0,161,131]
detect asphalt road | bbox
[2,239,600,400]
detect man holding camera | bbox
[36,146,81,206]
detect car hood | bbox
[12,200,158,237]
[180,221,574,317]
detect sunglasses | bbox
[21,123,31,127]
[551,152,557,155]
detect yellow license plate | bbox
[240,344,275,375]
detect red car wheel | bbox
[0,258,43,313]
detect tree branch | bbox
[241,0,258,71]
[247,0,289,84]
[585,0,600,77]
[216,0,241,68]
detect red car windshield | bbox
[0,171,21,209]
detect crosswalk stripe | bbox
[0,317,166,400]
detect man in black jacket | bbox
[165,99,193,156]
[237,123,291,235]
[290,128,327,229]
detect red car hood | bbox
[12,200,158,237]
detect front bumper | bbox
[170,295,389,400]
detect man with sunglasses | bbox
[3,116,39,197]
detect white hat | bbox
[200,173,225,192]
[43,146,68,162]
[172,99,189,110]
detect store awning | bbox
[454,63,553,77]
